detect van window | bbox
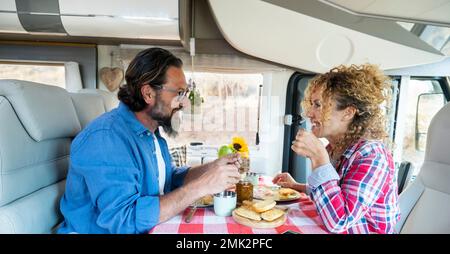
[0,62,65,88]
[163,72,263,147]
[398,79,447,180]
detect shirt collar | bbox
[117,102,151,136]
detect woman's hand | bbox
[272,173,307,193]
[291,129,330,170]
[272,172,297,189]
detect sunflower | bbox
[231,136,249,158]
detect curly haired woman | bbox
[273,64,400,234]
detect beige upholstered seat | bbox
[0,80,119,233]
[396,102,450,233]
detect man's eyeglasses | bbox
[160,84,191,102]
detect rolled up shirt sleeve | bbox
[307,163,340,188]
[72,129,160,234]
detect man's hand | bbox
[212,153,241,169]
[182,153,241,188]
[291,129,330,170]
[195,153,241,196]
[194,157,241,196]
[159,153,241,223]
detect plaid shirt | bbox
[308,139,400,234]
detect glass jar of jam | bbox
[236,180,253,205]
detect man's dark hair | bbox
[118,47,183,111]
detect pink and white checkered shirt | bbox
[309,139,400,234]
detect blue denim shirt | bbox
[58,102,189,234]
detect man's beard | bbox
[149,97,183,138]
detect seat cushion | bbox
[401,187,450,233]
[0,80,78,233]
[398,103,450,233]
[0,180,66,234]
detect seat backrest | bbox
[397,102,450,233]
[70,93,106,129]
[397,161,413,194]
[0,79,81,233]
[77,89,119,112]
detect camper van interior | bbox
[0,0,449,234]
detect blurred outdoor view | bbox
[0,62,65,88]
[164,72,263,147]
[400,79,445,177]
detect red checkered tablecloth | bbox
[149,197,329,234]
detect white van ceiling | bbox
[1,0,448,74]
[208,0,446,73]
[0,0,179,40]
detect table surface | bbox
[149,196,329,234]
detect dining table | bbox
[149,176,329,234]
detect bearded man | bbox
[58,48,240,234]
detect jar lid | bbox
[238,180,253,185]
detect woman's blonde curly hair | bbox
[301,63,392,157]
